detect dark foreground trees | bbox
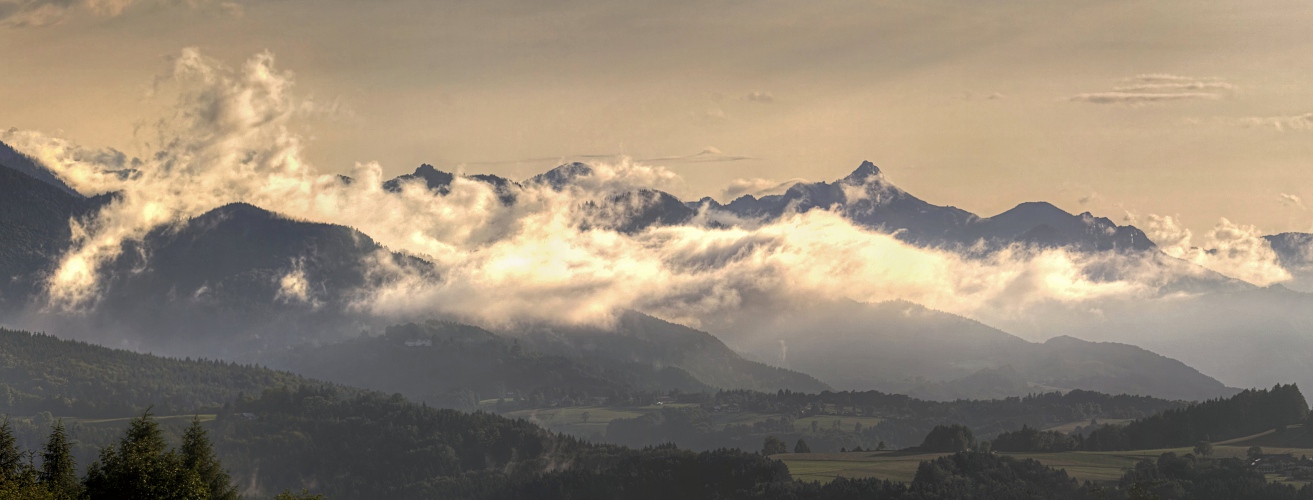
[0,412,238,500]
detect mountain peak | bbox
[531,162,594,189]
[843,161,884,183]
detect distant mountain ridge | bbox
[0,145,1273,401]
[700,161,1154,252]
[726,300,1238,401]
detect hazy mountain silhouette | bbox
[513,311,831,393]
[724,300,1237,401]
[274,320,711,409]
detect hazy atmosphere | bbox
[7,0,1313,235]
[4,1,1313,499]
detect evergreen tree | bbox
[793,439,811,453]
[0,418,26,483]
[83,410,207,500]
[181,417,238,500]
[38,420,79,498]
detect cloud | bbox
[1077,192,1099,206]
[744,91,774,103]
[1280,193,1305,210]
[1126,213,1290,287]
[0,0,230,26]
[642,147,754,164]
[1070,92,1222,104]
[720,177,806,199]
[275,258,320,308]
[1238,113,1313,132]
[1072,74,1235,104]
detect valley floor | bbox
[778,442,1313,485]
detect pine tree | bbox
[0,417,25,483]
[38,420,79,498]
[83,409,207,500]
[181,417,238,500]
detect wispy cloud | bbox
[643,146,754,164]
[1238,113,1313,132]
[744,91,774,103]
[0,0,238,27]
[1280,193,1305,210]
[1072,74,1235,105]
[720,177,807,199]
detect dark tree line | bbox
[989,384,1309,452]
[1084,384,1308,451]
[0,413,237,500]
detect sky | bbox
[4,0,1313,236]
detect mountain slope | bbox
[0,140,82,198]
[724,300,1235,401]
[0,162,109,310]
[81,202,420,356]
[273,321,710,409]
[513,311,831,393]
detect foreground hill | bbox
[0,328,313,418]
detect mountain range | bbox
[2,139,1304,402]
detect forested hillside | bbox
[0,328,314,418]
[1084,384,1309,450]
[990,384,1309,452]
[276,321,709,410]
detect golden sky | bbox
[4,0,1313,235]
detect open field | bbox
[1042,418,1132,434]
[778,444,1313,485]
[503,405,881,437]
[503,407,646,438]
[76,414,217,426]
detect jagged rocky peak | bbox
[841,161,886,184]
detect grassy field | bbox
[76,414,216,425]
[503,407,646,438]
[503,404,880,438]
[1042,418,1132,434]
[778,444,1313,485]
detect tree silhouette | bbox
[83,409,208,499]
[181,417,238,500]
[39,420,79,498]
[794,439,811,454]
